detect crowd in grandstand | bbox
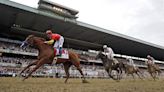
[0,38,108,78]
[0,37,164,78]
[0,41,37,53]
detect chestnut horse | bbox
[19,35,88,83]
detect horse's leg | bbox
[138,69,145,78]
[116,69,119,80]
[63,62,72,83]
[136,71,142,80]
[76,65,89,83]
[106,68,111,78]
[125,73,129,79]
[70,55,88,83]
[106,68,117,80]
[131,73,135,80]
[22,59,45,81]
[156,70,162,80]
[19,60,38,76]
[150,72,155,80]
[157,70,161,78]
[154,72,158,80]
[118,67,123,80]
[25,68,30,77]
[154,71,159,79]
[124,69,128,79]
[116,69,121,80]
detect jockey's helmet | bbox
[103,45,107,49]
[46,30,52,34]
[147,55,151,59]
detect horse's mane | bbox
[99,51,106,58]
[35,36,46,42]
[27,35,53,50]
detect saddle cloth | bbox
[54,48,69,59]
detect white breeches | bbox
[53,36,64,48]
[106,53,114,60]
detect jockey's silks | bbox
[51,34,61,40]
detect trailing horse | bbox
[146,63,161,80]
[95,51,123,80]
[122,62,144,80]
[19,35,88,83]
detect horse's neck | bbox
[34,41,43,50]
[147,63,153,67]
[125,64,132,69]
[148,63,157,69]
[34,38,52,51]
[35,37,45,41]
[101,58,112,66]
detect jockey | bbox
[126,58,136,69]
[103,45,118,65]
[44,29,64,56]
[146,55,155,64]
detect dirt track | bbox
[0,77,164,92]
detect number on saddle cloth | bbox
[54,48,69,59]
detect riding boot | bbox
[59,47,62,56]
[56,47,62,56]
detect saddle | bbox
[54,48,69,59]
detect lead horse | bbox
[95,51,123,80]
[19,35,88,83]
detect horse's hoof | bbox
[116,80,120,82]
[64,81,68,84]
[18,74,24,78]
[22,77,27,81]
[82,80,89,83]
[17,74,21,78]
[22,78,25,81]
[141,79,144,81]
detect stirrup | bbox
[57,52,62,56]
[56,54,61,56]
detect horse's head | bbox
[20,35,35,48]
[21,35,48,49]
[122,62,128,69]
[95,51,107,60]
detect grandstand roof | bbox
[0,0,164,61]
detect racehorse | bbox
[146,62,161,80]
[95,51,123,80]
[122,62,144,80]
[19,35,88,83]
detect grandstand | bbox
[0,37,108,78]
[0,0,164,78]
